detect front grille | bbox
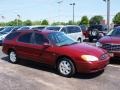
[102,44,120,51]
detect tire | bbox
[89,37,93,42]
[9,51,18,64]
[57,58,75,77]
[77,38,81,43]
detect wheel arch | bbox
[55,55,77,71]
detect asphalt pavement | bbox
[0,46,120,90]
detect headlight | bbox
[96,42,102,47]
[81,55,99,61]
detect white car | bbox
[18,26,46,30]
[45,25,85,42]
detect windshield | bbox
[107,28,120,36]
[48,32,77,46]
[0,27,14,34]
[46,27,61,31]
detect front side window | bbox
[66,26,81,34]
[34,33,49,45]
[18,33,32,43]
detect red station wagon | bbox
[96,27,120,57]
[2,30,110,77]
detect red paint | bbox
[2,30,110,73]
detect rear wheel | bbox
[9,51,18,64]
[57,58,75,77]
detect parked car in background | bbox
[79,25,89,38]
[96,26,120,57]
[18,26,46,31]
[0,26,15,45]
[31,25,46,30]
[88,24,108,42]
[17,26,30,30]
[0,27,4,31]
[2,30,110,77]
[45,25,85,42]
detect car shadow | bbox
[1,56,103,79]
[110,57,120,65]
[73,70,104,79]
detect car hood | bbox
[59,43,106,57]
[99,36,120,44]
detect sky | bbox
[0,0,119,23]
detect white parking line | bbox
[108,64,120,68]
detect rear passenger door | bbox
[16,32,36,60]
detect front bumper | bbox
[75,58,110,73]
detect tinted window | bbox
[5,32,20,40]
[18,33,32,43]
[34,33,48,45]
[46,27,60,31]
[66,27,81,34]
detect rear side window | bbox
[66,27,81,34]
[5,32,20,40]
[34,33,49,45]
[18,33,32,43]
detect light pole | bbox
[57,1,63,22]
[17,14,20,26]
[70,3,75,24]
[103,0,110,31]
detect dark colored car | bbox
[88,25,108,42]
[96,27,120,57]
[80,25,89,38]
[2,30,110,77]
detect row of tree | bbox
[0,12,120,26]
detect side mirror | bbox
[43,42,50,48]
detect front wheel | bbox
[9,51,18,64]
[57,58,75,77]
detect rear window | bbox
[5,32,21,40]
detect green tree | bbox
[79,16,89,26]
[89,15,103,25]
[6,19,23,26]
[23,20,32,26]
[67,20,73,25]
[41,20,49,25]
[32,21,41,25]
[113,12,120,24]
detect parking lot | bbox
[0,46,120,90]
